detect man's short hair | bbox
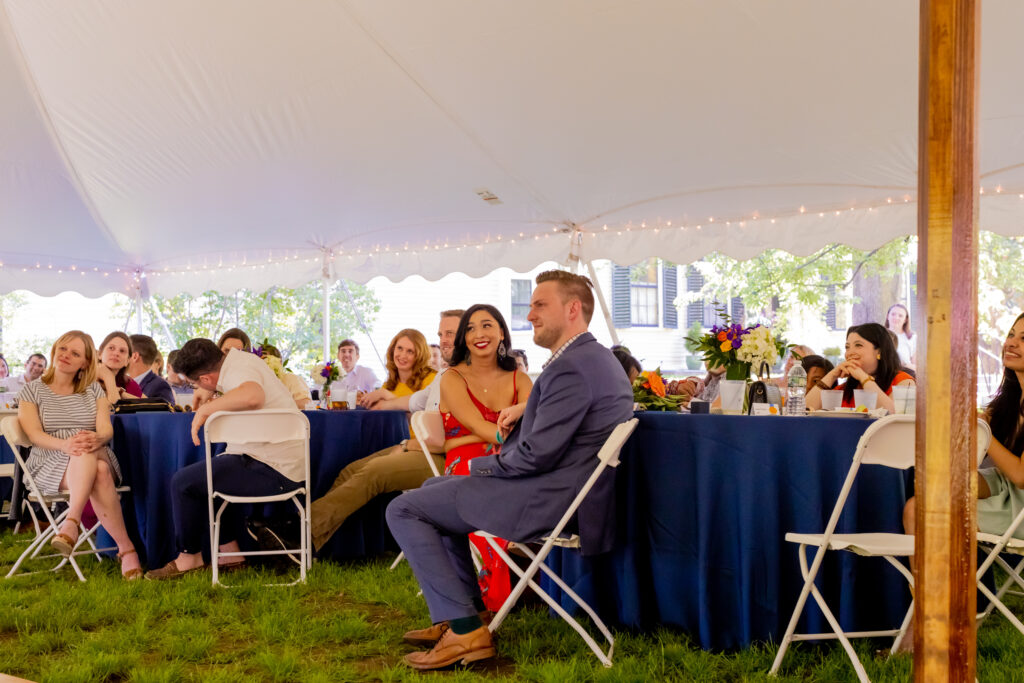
[535,270,595,323]
[440,309,465,320]
[166,349,180,369]
[129,334,160,365]
[174,339,225,380]
[337,339,359,353]
[27,353,46,366]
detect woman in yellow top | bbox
[309,328,436,550]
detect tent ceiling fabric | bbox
[1,1,1022,297]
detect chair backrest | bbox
[1,414,50,500]
[857,413,992,469]
[410,410,444,477]
[543,417,638,544]
[857,414,916,468]
[976,418,993,467]
[410,410,444,454]
[205,409,309,444]
[1,415,30,450]
[595,419,637,469]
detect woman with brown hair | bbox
[360,328,436,407]
[96,331,142,402]
[16,331,141,579]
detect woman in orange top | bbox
[806,322,914,413]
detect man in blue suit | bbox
[128,334,175,405]
[387,270,633,670]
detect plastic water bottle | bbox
[786,364,806,416]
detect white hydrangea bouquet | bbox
[735,324,780,374]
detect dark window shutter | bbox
[686,266,704,327]
[730,297,745,325]
[662,265,678,328]
[825,284,838,329]
[611,265,631,328]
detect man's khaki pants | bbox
[311,445,445,550]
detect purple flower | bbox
[731,338,742,349]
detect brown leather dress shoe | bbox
[402,611,494,647]
[404,625,495,670]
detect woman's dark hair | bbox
[987,313,1024,454]
[99,331,134,388]
[449,304,517,372]
[175,338,226,380]
[612,347,642,379]
[841,322,904,404]
[801,354,834,375]
[885,303,914,340]
[217,328,251,352]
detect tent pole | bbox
[914,0,979,680]
[586,261,619,346]
[133,288,144,334]
[321,253,331,363]
[146,297,177,350]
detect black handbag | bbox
[113,397,176,414]
[747,362,783,414]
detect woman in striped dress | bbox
[16,330,141,579]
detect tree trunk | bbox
[851,272,901,326]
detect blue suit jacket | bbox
[460,332,633,555]
[138,372,175,405]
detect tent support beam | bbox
[146,296,177,350]
[321,254,331,363]
[586,261,619,346]
[133,288,144,333]
[914,0,978,680]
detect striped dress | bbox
[16,380,121,495]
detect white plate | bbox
[809,410,871,418]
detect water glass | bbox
[853,389,877,411]
[820,390,844,411]
[891,384,915,415]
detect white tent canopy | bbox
[2,1,1023,299]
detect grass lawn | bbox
[0,526,1022,682]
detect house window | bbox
[629,261,659,327]
[510,279,532,330]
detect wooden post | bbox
[915,0,979,680]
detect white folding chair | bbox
[770,415,991,682]
[474,417,638,668]
[1,415,124,582]
[204,409,311,587]
[388,410,445,571]
[973,420,1024,636]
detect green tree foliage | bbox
[119,280,379,374]
[678,238,912,335]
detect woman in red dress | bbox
[439,304,532,610]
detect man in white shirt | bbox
[310,309,462,550]
[6,353,46,394]
[335,339,378,393]
[145,340,303,579]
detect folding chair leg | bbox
[771,544,823,677]
[483,537,615,668]
[977,556,1024,623]
[889,599,914,655]
[389,551,405,570]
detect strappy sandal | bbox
[118,548,143,581]
[50,517,81,557]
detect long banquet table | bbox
[110,410,409,568]
[546,412,912,650]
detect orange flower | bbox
[647,371,666,397]
[717,331,728,341]
[720,340,732,352]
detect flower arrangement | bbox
[633,368,685,411]
[252,339,288,379]
[686,306,782,380]
[311,360,340,387]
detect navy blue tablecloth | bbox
[110,410,408,568]
[546,412,912,650]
